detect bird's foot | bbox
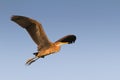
[25,57,38,65]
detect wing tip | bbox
[11,15,15,21]
[11,15,20,21]
[11,15,34,28]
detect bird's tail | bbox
[33,52,38,56]
[26,57,39,65]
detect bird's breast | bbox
[47,45,60,53]
[37,45,60,57]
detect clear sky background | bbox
[0,0,120,80]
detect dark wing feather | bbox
[11,15,52,51]
[55,35,76,44]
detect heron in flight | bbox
[11,15,76,65]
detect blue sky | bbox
[0,0,120,80]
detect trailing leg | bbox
[26,57,39,65]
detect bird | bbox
[11,15,76,65]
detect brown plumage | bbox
[11,15,76,65]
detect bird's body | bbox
[26,43,61,65]
[37,42,61,57]
[11,15,76,65]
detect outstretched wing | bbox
[11,15,52,51]
[55,35,76,44]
